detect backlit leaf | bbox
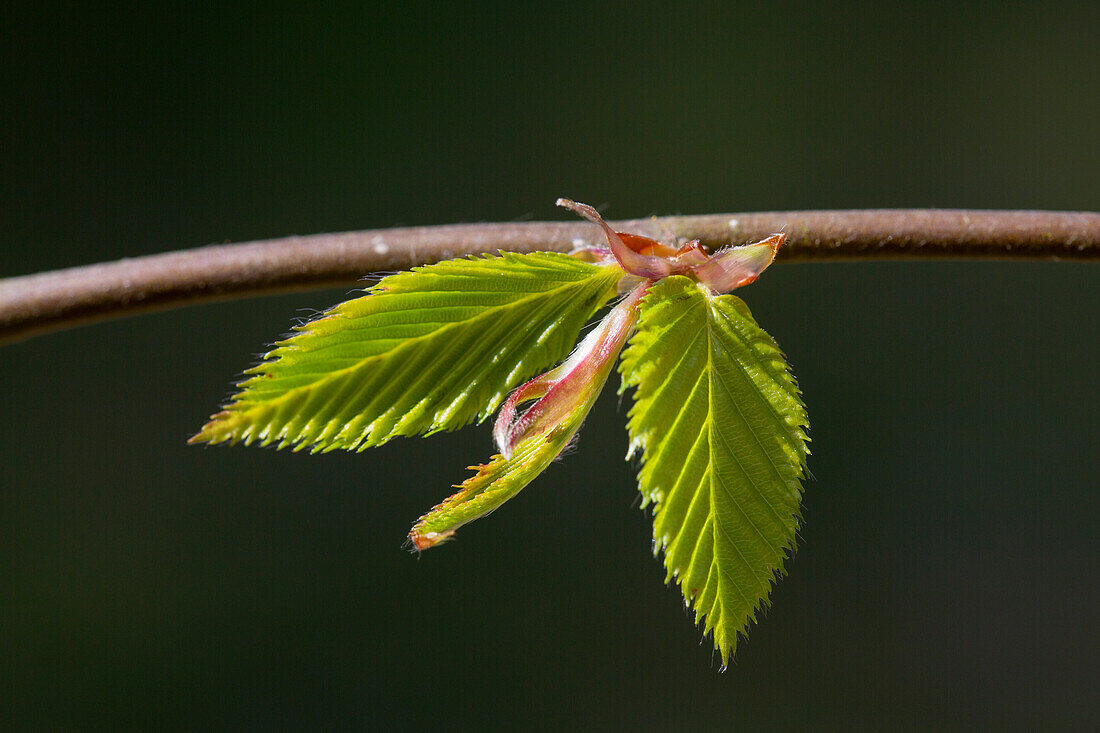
[619,276,809,665]
[191,252,622,452]
[407,432,564,551]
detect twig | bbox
[1,209,1097,343]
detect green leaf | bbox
[619,276,809,665]
[191,252,623,452]
[410,283,646,550]
[408,430,564,550]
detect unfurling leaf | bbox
[410,284,646,549]
[619,276,809,666]
[190,252,622,452]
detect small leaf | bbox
[410,284,646,549]
[619,276,809,665]
[407,434,561,550]
[191,252,622,452]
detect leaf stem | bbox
[1,209,1096,343]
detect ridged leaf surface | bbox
[619,276,809,665]
[192,252,622,451]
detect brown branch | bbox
[1,209,1097,344]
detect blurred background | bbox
[2,2,1097,729]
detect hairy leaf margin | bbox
[192,252,622,452]
[619,276,809,665]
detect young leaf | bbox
[619,276,809,666]
[408,439,559,551]
[410,284,646,549]
[191,252,622,452]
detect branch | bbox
[2,209,1097,343]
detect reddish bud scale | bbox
[557,198,785,294]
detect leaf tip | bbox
[408,528,456,551]
[188,411,236,445]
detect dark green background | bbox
[3,2,1097,729]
